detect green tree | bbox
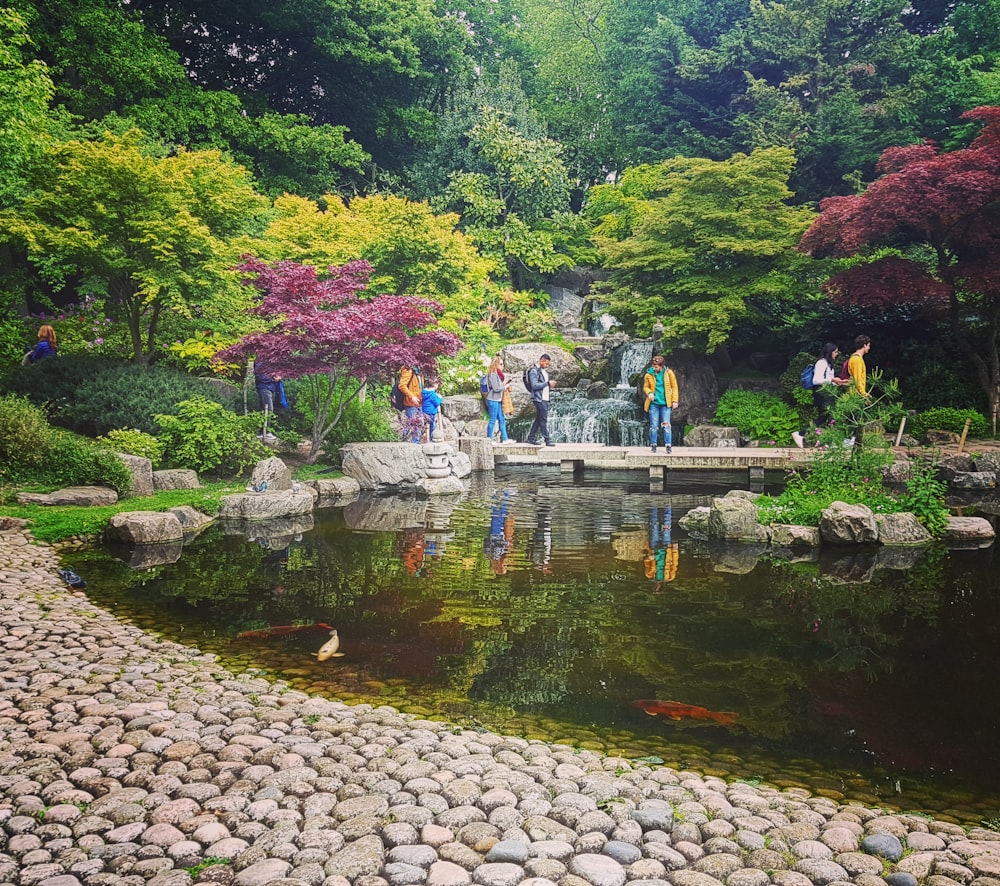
[587,147,820,350]
[3,130,270,362]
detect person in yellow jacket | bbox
[643,355,679,453]
[398,364,423,443]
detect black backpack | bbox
[390,375,405,410]
[522,367,533,392]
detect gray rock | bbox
[308,476,361,505]
[384,862,429,885]
[167,505,214,536]
[485,841,529,865]
[250,456,293,491]
[601,841,641,865]
[234,858,293,885]
[944,517,996,546]
[678,507,710,540]
[152,469,200,491]
[457,438,494,473]
[685,426,740,448]
[427,860,473,886]
[860,833,904,861]
[471,862,525,886]
[885,874,919,886]
[117,453,154,497]
[949,471,997,490]
[341,443,445,489]
[769,524,820,547]
[17,486,118,507]
[568,853,627,886]
[441,395,485,424]
[792,859,850,885]
[708,496,769,542]
[105,511,183,545]
[874,513,932,545]
[218,490,314,520]
[414,476,467,496]
[326,835,385,880]
[819,501,878,545]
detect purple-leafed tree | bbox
[217,256,462,462]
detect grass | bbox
[0,481,241,542]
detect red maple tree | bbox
[217,257,461,461]
[801,106,1000,419]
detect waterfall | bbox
[509,340,655,445]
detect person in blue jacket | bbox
[421,379,444,442]
[26,325,58,363]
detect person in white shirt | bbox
[792,342,848,447]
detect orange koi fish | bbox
[630,698,738,726]
[237,623,335,640]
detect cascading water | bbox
[510,341,654,445]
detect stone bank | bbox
[1,525,999,886]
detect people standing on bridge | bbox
[484,356,511,444]
[643,355,679,453]
[525,354,556,447]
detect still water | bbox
[65,468,1000,824]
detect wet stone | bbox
[861,833,905,861]
[885,873,919,886]
[601,841,641,865]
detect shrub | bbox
[909,407,989,440]
[713,388,800,443]
[0,394,50,474]
[98,428,165,466]
[2,354,129,423]
[155,397,269,475]
[897,463,949,536]
[0,394,131,495]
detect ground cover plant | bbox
[712,388,799,444]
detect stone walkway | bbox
[2,526,1000,886]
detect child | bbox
[421,380,443,442]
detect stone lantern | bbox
[423,443,451,479]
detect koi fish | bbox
[316,629,345,661]
[630,699,738,726]
[237,623,335,640]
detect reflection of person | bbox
[484,356,511,444]
[644,505,678,590]
[525,354,556,447]
[399,364,423,443]
[643,355,679,453]
[529,503,552,574]
[421,379,443,442]
[483,490,515,575]
[25,325,58,364]
[401,528,427,577]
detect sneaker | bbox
[526,439,540,446]
[791,431,804,449]
[545,441,556,447]
[666,445,672,454]
[651,445,657,453]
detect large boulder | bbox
[441,394,485,423]
[685,425,740,448]
[459,438,494,472]
[819,501,878,545]
[307,476,361,506]
[874,513,932,545]
[708,494,769,542]
[340,441,474,488]
[500,343,581,419]
[678,506,710,539]
[949,471,997,490]
[414,476,467,496]
[153,469,200,491]
[168,506,215,537]
[17,486,118,507]
[117,453,154,497]
[218,490,314,520]
[105,511,184,545]
[770,524,821,547]
[943,516,996,546]
[249,456,293,492]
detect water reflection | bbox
[64,468,1000,822]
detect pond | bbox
[63,468,1000,825]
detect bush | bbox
[909,407,989,440]
[0,394,132,495]
[0,394,50,474]
[2,356,236,436]
[155,397,269,475]
[98,428,165,466]
[713,388,800,443]
[898,464,949,536]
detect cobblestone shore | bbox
[2,525,1000,886]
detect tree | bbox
[3,130,270,362]
[800,106,1000,420]
[216,257,462,462]
[587,147,820,350]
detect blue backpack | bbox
[800,361,816,390]
[479,374,490,396]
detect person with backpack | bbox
[525,354,556,446]
[398,364,423,443]
[643,354,679,453]
[483,356,512,444]
[793,342,848,447]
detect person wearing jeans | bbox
[643,355,679,453]
[484,355,511,443]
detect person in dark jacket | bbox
[26,325,58,363]
[525,354,556,446]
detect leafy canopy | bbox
[216,257,462,462]
[587,147,820,350]
[2,129,270,362]
[800,106,1000,415]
